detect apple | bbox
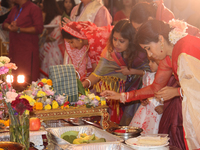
[29,117,41,131]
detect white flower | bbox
[0,56,10,64]
[6,91,18,103]
[43,84,50,91]
[168,19,188,45]
[31,81,37,87]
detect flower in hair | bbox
[168,19,188,45]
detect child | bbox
[129,57,163,134]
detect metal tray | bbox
[57,142,134,150]
[46,125,124,146]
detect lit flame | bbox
[6,75,14,83]
[17,75,25,83]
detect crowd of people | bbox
[1,0,200,149]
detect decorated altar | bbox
[31,105,109,130]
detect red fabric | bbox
[62,21,113,64]
[114,11,127,22]
[110,51,126,66]
[183,128,189,150]
[155,0,174,23]
[2,1,43,82]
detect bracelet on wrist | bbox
[178,87,184,98]
[85,79,91,88]
[120,92,126,104]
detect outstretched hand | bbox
[100,90,121,100]
[115,66,131,75]
[62,17,71,27]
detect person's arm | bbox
[82,73,100,88]
[101,58,173,102]
[125,59,172,102]
[3,6,43,34]
[115,66,144,76]
[30,6,44,34]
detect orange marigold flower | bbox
[34,102,43,110]
[4,119,9,127]
[47,79,53,86]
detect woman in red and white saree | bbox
[61,21,113,80]
[101,19,200,149]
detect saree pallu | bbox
[93,49,149,124]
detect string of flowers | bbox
[168,19,188,45]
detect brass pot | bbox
[0,141,25,150]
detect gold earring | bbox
[79,39,82,43]
[161,42,164,52]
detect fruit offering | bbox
[61,131,106,144]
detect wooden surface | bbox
[31,106,110,130]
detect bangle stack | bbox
[85,79,91,88]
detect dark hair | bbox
[43,0,62,25]
[107,19,138,68]
[130,2,157,24]
[1,0,10,8]
[58,0,76,16]
[135,19,172,45]
[63,0,76,16]
[61,29,79,39]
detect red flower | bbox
[11,97,33,115]
[64,101,69,107]
[37,82,44,87]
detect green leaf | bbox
[77,79,85,95]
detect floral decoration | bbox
[168,19,188,45]
[22,78,68,110]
